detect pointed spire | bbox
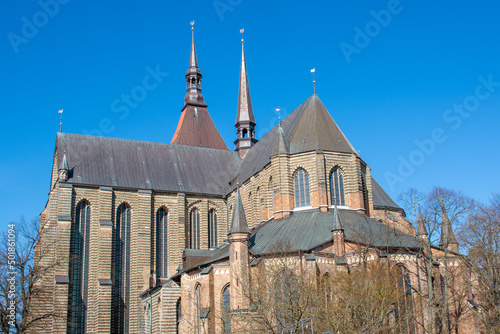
[229,187,250,235]
[416,204,428,237]
[440,204,458,249]
[236,38,255,126]
[59,153,68,171]
[332,204,344,231]
[189,24,198,68]
[234,31,257,158]
[271,125,289,156]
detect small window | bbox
[195,285,202,334]
[294,168,310,208]
[222,286,231,333]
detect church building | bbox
[31,27,481,334]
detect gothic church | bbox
[32,27,479,334]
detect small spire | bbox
[440,203,458,249]
[59,152,68,171]
[332,199,344,231]
[416,204,428,237]
[271,125,289,156]
[229,187,250,235]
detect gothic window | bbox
[176,298,181,334]
[294,168,310,208]
[208,209,217,249]
[257,187,261,221]
[269,177,274,214]
[156,208,168,279]
[394,265,416,334]
[195,285,202,334]
[190,208,200,249]
[274,270,300,330]
[222,285,231,333]
[329,167,345,206]
[68,200,90,333]
[112,204,131,333]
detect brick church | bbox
[32,27,481,334]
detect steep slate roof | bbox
[56,133,239,195]
[233,94,358,188]
[370,177,403,211]
[235,41,255,126]
[195,209,421,269]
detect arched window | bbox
[156,208,168,279]
[330,167,345,206]
[190,208,200,249]
[208,209,217,249]
[269,177,274,214]
[112,204,131,333]
[222,285,231,333]
[195,285,202,334]
[274,270,300,330]
[294,168,310,208]
[394,265,415,334]
[176,298,182,334]
[68,200,90,333]
[257,187,262,221]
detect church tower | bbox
[234,37,257,158]
[171,24,228,150]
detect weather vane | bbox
[276,107,282,126]
[240,28,244,43]
[310,68,316,93]
[58,109,63,132]
[190,20,195,31]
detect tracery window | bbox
[329,167,345,206]
[190,208,200,249]
[156,207,168,279]
[68,200,90,333]
[294,168,310,208]
[195,285,202,334]
[208,209,217,248]
[394,265,416,334]
[112,204,131,333]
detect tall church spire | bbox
[171,23,228,150]
[439,204,458,252]
[234,31,257,158]
[184,22,205,107]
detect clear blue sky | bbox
[1,0,499,227]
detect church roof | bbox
[55,133,239,196]
[235,41,255,126]
[234,94,357,186]
[171,105,229,150]
[371,177,403,211]
[195,209,422,269]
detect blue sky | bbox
[1,0,499,226]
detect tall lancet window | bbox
[156,208,168,279]
[190,208,200,249]
[195,285,202,334]
[112,204,131,334]
[208,209,217,249]
[222,285,231,333]
[330,167,345,206]
[294,168,310,208]
[68,200,90,333]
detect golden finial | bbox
[190,20,195,31]
[240,28,244,43]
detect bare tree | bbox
[0,217,61,333]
